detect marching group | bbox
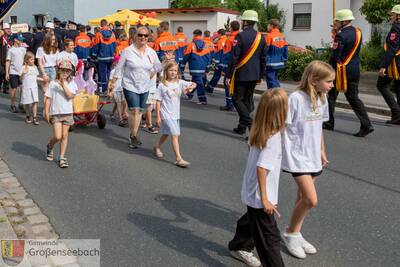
[0,5,400,267]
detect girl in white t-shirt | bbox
[36,33,59,93]
[44,60,76,168]
[20,52,47,125]
[281,60,335,259]
[153,61,196,168]
[229,89,288,267]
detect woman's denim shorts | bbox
[123,89,149,111]
[44,66,56,81]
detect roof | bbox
[132,7,240,16]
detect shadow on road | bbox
[11,141,44,161]
[127,211,229,266]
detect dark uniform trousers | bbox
[233,81,257,131]
[327,79,372,129]
[229,207,285,267]
[376,76,400,118]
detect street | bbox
[0,90,399,267]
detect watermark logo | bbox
[1,240,25,266]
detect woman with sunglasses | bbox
[112,27,162,148]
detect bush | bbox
[279,51,317,81]
[360,43,384,71]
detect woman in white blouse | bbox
[113,27,162,148]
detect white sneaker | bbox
[230,250,261,267]
[299,233,317,254]
[281,232,306,259]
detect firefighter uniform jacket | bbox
[153,32,179,61]
[183,36,211,76]
[379,22,400,70]
[74,32,92,62]
[265,28,288,70]
[91,26,116,62]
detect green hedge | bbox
[360,44,384,71]
[279,51,318,81]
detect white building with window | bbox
[267,0,371,48]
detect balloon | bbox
[150,12,157,18]
[145,12,150,17]
[139,15,143,20]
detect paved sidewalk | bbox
[0,157,82,267]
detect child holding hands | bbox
[153,61,196,168]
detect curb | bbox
[0,158,82,267]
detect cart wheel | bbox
[69,125,75,132]
[97,114,106,129]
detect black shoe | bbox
[353,127,374,137]
[219,106,233,111]
[323,122,334,131]
[233,127,246,135]
[386,118,400,125]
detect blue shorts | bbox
[44,67,56,81]
[123,89,149,111]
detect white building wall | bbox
[270,0,371,48]
[74,0,169,24]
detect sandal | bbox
[175,159,190,168]
[153,147,164,158]
[46,144,54,161]
[25,116,32,124]
[110,113,115,122]
[118,119,128,127]
[33,117,39,125]
[58,157,69,168]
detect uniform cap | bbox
[391,5,400,14]
[53,17,61,23]
[334,9,355,21]
[45,22,55,29]
[241,10,259,22]
[3,23,10,29]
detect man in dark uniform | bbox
[324,9,374,137]
[60,21,68,40]
[226,10,267,135]
[376,5,400,125]
[32,25,44,54]
[66,21,79,41]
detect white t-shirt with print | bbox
[36,47,59,67]
[154,79,192,120]
[109,69,122,92]
[241,132,282,208]
[45,80,77,115]
[6,46,26,75]
[56,51,79,67]
[282,90,329,173]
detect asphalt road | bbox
[0,91,399,267]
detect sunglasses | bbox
[137,33,149,38]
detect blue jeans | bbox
[207,67,222,93]
[44,67,56,81]
[266,69,280,89]
[123,89,149,111]
[98,61,113,92]
[188,75,207,103]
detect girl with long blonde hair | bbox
[281,60,335,259]
[229,89,288,267]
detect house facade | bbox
[2,0,169,26]
[267,0,372,48]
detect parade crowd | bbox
[0,5,400,267]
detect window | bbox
[293,3,312,30]
[33,14,45,27]
[10,16,17,24]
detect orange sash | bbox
[336,28,362,92]
[384,43,400,80]
[229,32,262,95]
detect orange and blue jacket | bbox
[175,32,188,62]
[213,35,227,64]
[203,37,214,61]
[74,32,92,62]
[153,32,179,61]
[220,30,239,69]
[183,36,211,76]
[91,26,116,62]
[265,28,288,70]
[115,40,129,58]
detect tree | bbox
[170,0,222,8]
[360,0,400,24]
[260,3,286,32]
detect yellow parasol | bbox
[88,9,161,27]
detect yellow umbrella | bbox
[88,9,160,27]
